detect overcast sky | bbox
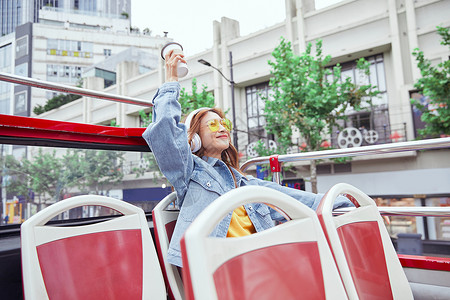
[131,0,342,57]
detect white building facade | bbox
[0,0,168,117]
[36,0,450,240]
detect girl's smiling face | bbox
[199,111,230,159]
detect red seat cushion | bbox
[213,242,326,300]
[337,221,393,299]
[37,229,143,300]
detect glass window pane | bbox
[259,116,266,127]
[1,145,171,226]
[257,93,265,115]
[356,69,369,85]
[369,63,377,86]
[341,69,354,83]
[376,62,386,91]
[251,91,257,117]
[248,117,258,129]
[373,92,388,106]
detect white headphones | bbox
[184,107,210,153]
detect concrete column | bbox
[219,17,240,113]
[405,0,421,83]
[295,0,308,54]
[212,20,223,108]
[387,0,414,140]
[425,198,438,240]
[285,0,295,44]
[116,61,139,127]
[157,41,166,86]
[220,28,230,113]
[83,76,103,123]
[388,0,405,85]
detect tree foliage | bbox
[259,38,380,192]
[1,154,30,201]
[62,149,124,195]
[22,149,64,202]
[34,93,81,115]
[1,149,124,205]
[137,78,215,178]
[139,78,215,127]
[178,78,215,116]
[411,26,450,137]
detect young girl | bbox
[143,50,353,267]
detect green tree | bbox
[2,149,124,207]
[21,149,64,205]
[1,154,31,201]
[139,78,215,126]
[62,149,124,195]
[411,26,450,137]
[34,80,84,115]
[178,78,215,115]
[260,38,379,193]
[137,78,215,178]
[33,93,82,115]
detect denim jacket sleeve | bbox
[246,175,354,221]
[142,82,193,201]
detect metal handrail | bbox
[334,206,450,217]
[241,137,450,171]
[0,72,153,107]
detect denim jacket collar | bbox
[201,155,247,187]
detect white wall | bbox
[39,0,450,195]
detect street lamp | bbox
[198,52,238,152]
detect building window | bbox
[327,54,392,147]
[245,82,273,145]
[0,44,12,114]
[46,64,83,83]
[15,36,29,59]
[1,0,22,36]
[246,82,268,129]
[104,49,112,57]
[47,39,93,58]
[14,91,27,115]
[327,54,387,106]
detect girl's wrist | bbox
[166,76,178,82]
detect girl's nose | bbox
[218,123,228,132]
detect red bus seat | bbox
[152,192,184,300]
[317,183,413,300]
[21,195,166,300]
[180,186,348,300]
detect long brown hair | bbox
[186,108,244,175]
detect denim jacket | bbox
[142,82,353,267]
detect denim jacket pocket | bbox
[179,180,222,222]
[254,203,271,217]
[250,203,275,229]
[190,169,225,195]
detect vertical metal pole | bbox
[403,122,407,141]
[0,144,3,225]
[229,51,238,152]
[270,155,282,185]
[421,197,429,240]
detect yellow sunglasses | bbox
[206,118,233,132]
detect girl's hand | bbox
[165,49,187,82]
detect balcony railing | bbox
[241,137,450,172]
[242,122,409,162]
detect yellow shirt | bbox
[227,205,256,237]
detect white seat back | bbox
[152,192,184,300]
[317,183,413,300]
[181,186,348,300]
[21,195,166,300]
